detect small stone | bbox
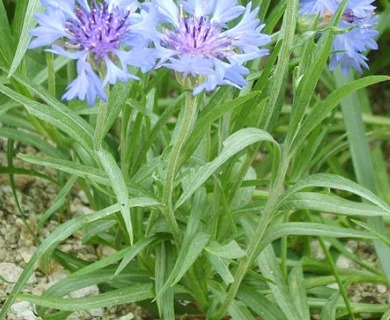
[48,270,69,284]
[336,256,354,269]
[346,240,358,252]
[69,285,99,299]
[377,284,388,294]
[19,246,37,263]
[8,301,41,320]
[69,285,103,318]
[118,312,135,320]
[77,190,89,204]
[0,262,37,284]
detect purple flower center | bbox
[65,1,130,59]
[342,8,359,23]
[161,15,234,60]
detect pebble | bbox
[0,262,37,284]
[336,256,354,269]
[118,312,135,320]
[377,284,388,294]
[69,285,103,318]
[19,246,37,263]
[8,301,41,320]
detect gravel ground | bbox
[0,139,148,320]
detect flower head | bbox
[30,0,156,105]
[299,0,378,74]
[151,0,270,94]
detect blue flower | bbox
[150,0,270,94]
[329,16,378,74]
[300,0,338,16]
[30,0,156,105]
[299,0,378,74]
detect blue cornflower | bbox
[300,0,338,16]
[30,0,156,105]
[150,0,270,94]
[299,0,378,74]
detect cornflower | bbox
[150,0,271,94]
[30,0,156,105]
[299,0,378,74]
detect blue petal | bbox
[62,58,106,106]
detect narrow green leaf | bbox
[206,253,234,285]
[9,0,40,76]
[289,263,310,320]
[258,246,302,320]
[18,154,151,197]
[228,301,257,320]
[237,286,288,320]
[0,83,95,156]
[380,306,390,320]
[205,240,246,259]
[260,222,375,253]
[181,91,261,162]
[176,128,278,208]
[280,174,390,214]
[156,232,210,298]
[293,76,390,151]
[319,292,339,320]
[39,175,78,228]
[155,242,175,320]
[0,127,66,158]
[96,149,132,244]
[20,284,154,311]
[281,192,389,217]
[0,0,14,65]
[115,236,157,276]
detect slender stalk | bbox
[162,91,198,245]
[213,147,290,319]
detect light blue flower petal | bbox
[211,0,244,23]
[155,0,179,26]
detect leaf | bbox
[9,0,40,76]
[257,246,302,320]
[0,127,66,158]
[156,232,210,299]
[176,128,278,208]
[0,0,14,65]
[38,175,78,228]
[289,263,310,320]
[281,192,389,217]
[115,236,157,276]
[96,149,132,244]
[205,240,246,259]
[280,174,390,214]
[155,242,175,320]
[261,222,374,253]
[206,253,234,285]
[18,154,151,197]
[181,91,261,163]
[237,286,288,320]
[319,291,339,320]
[0,83,95,156]
[292,76,390,150]
[20,284,154,311]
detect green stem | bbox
[213,148,290,319]
[162,92,198,245]
[93,99,108,151]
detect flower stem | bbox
[162,92,198,245]
[213,148,290,319]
